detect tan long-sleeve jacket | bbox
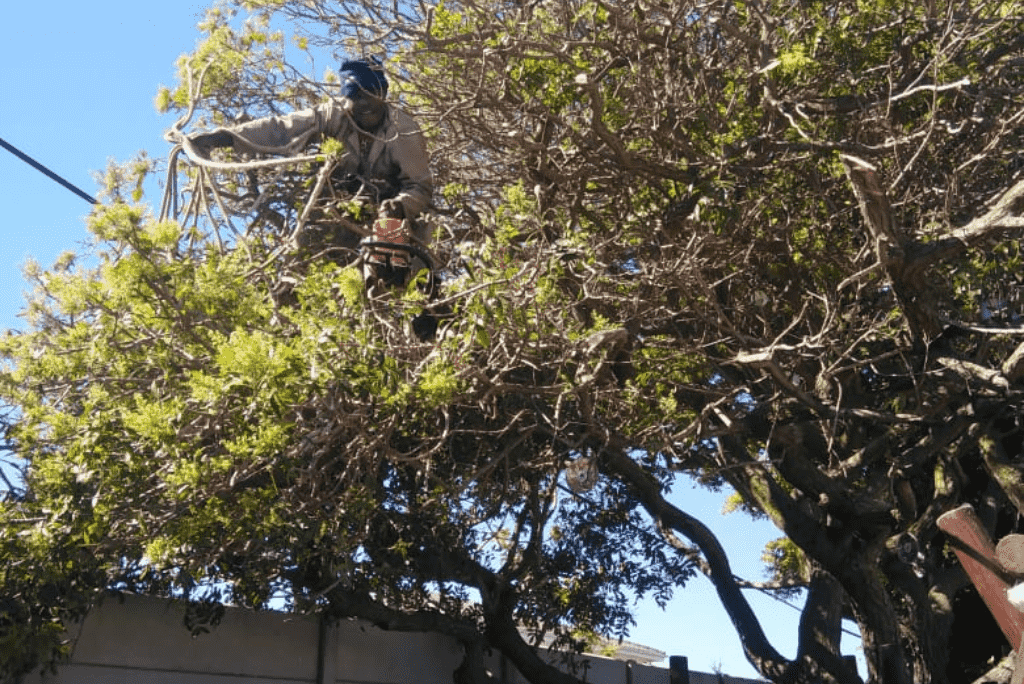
[218,99,433,218]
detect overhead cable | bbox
[0,136,97,205]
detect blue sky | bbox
[0,3,857,679]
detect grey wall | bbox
[32,594,764,684]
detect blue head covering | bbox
[339,59,389,98]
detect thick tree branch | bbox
[914,177,1024,267]
[325,587,482,642]
[969,655,1015,684]
[795,568,863,684]
[979,425,1024,516]
[710,434,912,684]
[601,443,794,680]
[333,546,587,684]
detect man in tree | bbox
[189,58,433,287]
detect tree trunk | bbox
[792,568,863,684]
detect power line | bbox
[0,136,97,205]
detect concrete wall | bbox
[33,594,764,684]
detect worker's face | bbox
[350,89,387,131]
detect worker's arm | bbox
[189,101,348,157]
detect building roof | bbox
[516,628,667,666]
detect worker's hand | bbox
[188,130,234,155]
[379,198,405,220]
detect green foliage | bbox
[319,136,345,158]
[6,0,1024,680]
[761,538,808,587]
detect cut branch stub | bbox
[841,154,942,341]
[997,535,1024,579]
[841,155,906,259]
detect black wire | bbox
[0,136,97,205]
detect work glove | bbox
[188,130,234,155]
[379,198,405,220]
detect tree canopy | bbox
[3,1,1024,683]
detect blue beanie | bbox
[339,59,388,98]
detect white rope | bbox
[176,132,326,172]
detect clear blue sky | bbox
[0,3,861,680]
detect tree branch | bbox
[915,177,1024,267]
[795,568,864,684]
[601,443,794,680]
[842,155,942,341]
